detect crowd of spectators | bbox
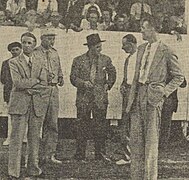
[0,0,187,34]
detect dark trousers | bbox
[75,104,108,159]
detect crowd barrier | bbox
[0,26,188,120]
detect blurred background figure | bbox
[80,9,100,30]
[5,0,26,22]
[37,0,58,14]
[24,9,40,31]
[46,11,65,29]
[98,8,113,31]
[0,42,24,146]
[82,0,102,19]
[130,0,152,32]
[60,0,84,32]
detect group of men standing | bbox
[3,29,63,179]
[0,15,185,180]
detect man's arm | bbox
[70,57,86,88]
[9,60,39,90]
[164,50,184,97]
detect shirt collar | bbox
[23,53,32,63]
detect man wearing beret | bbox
[0,42,22,146]
[70,33,116,161]
[35,28,64,165]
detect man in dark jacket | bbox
[70,33,116,161]
[1,42,22,146]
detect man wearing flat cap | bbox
[1,42,22,146]
[35,28,64,165]
[70,33,116,161]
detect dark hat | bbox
[83,33,105,46]
[7,42,22,51]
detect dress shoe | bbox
[73,154,87,163]
[50,154,62,164]
[116,159,131,165]
[95,153,112,162]
[3,138,10,146]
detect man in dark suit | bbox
[159,77,187,149]
[8,32,51,179]
[58,0,84,31]
[0,42,22,146]
[126,17,184,179]
[70,33,116,161]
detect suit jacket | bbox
[60,0,84,28]
[70,52,116,109]
[0,59,13,103]
[126,41,184,112]
[8,53,51,116]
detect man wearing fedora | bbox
[35,28,64,165]
[126,17,184,180]
[70,33,116,161]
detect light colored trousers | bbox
[130,84,162,180]
[8,106,44,178]
[42,86,59,158]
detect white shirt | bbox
[37,0,58,14]
[82,3,102,17]
[23,53,32,64]
[127,52,137,85]
[130,2,151,20]
[6,0,26,16]
[139,41,160,84]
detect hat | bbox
[40,28,57,36]
[51,11,62,18]
[7,42,22,51]
[83,33,105,46]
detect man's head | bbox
[114,14,125,31]
[25,10,37,23]
[122,34,137,54]
[8,42,22,57]
[40,28,56,49]
[140,17,157,42]
[102,9,112,22]
[84,33,105,56]
[50,11,62,27]
[21,32,37,56]
[87,10,99,26]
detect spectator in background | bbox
[1,42,23,146]
[82,0,102,19]
[116,0,132,17]
[80,10,100,30]
[0,11,6,25]
[46,11,65,29]
[61,0,84,32]
[37,0,58,14]
[98,8,113,31]
[5,0,26,21]
[153,0,174,17]
[107,14,131,32]
[130,0,152,31]
[24,10,40,31]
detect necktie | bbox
[124,54,131,84]
[47,0,52,11]
[90,58,97,84]
[28,57,32,70]
[140,1,144,20]
[140,44,151,83]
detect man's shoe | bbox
[73,154,87,163]
[50,154,62,165]
[116,159,131,165]
[3,139,10,146]
[95,153,112,163]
